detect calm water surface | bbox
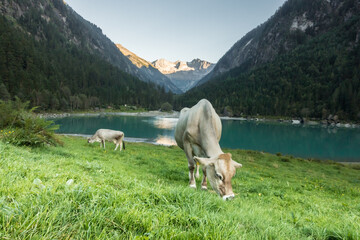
[52,115,360,162]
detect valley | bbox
[1,0,358,122]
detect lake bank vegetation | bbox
[0,98,61,147]
[0,134,359,239]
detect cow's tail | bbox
[121,134,125,150]
[195,164,200,179]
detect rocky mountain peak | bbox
[188,58,213,70]
[152,58,214,75]
[175,61,194,72]
[152,58,215,92]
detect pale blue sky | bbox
[65,0,286,63]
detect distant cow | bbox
[175,99,242,200]
[88,129,125,151]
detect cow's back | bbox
[175,99,221,150]
[97,129,123,139]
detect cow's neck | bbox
[206,145,223,157]
[201,136,223,158]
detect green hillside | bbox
[0,136,359,239]
[176,15,360,120]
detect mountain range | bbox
[152,59,215,92]
[115,44,181,94]
[0,0,359,120]
[115,43,214,93]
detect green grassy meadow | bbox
[0,136,359,239]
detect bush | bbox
[161,102,173,112]
[0,97,28,129]
[0,98,61,147]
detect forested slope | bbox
[0,8,172,110]
[177,1,360,121]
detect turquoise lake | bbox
[51,115,360,162]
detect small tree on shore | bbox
[161,102,173,112]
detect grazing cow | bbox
[175,99,242,200]
[88,129,125,151]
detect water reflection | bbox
[151,117,178,130]
[155,135,177,146]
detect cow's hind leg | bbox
[114,135,123,151]
[201,167,208,190]
[183,134,196,188]
[119,135,124,151]
[113,139,119,151]
[191,144,204,179]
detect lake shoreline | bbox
[60,133,172,146]
[62,133,360,163]
[40,111,360,129]
[60,133,360,163]
[38,110,180,119]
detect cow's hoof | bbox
[201,186,207,190]
[189,184,196,189]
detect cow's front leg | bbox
[201,167,208,190]
[102,140,106,149]
[183,141,196,188]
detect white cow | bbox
[88,129,125,151]
[175,99,242,200]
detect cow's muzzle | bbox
[222,194,235,201]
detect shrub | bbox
[161,102,173,112]
[0,97,28,128]
[223,106,233,117]
[0,98,61,147]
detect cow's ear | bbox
[232,160,242,169]
[193,156,213,166]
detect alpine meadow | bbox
[1,136,359,239]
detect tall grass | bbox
[0,136,359,239]
[0,98,60,147]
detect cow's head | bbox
[194,153,242,200]
[87,137,97,143]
